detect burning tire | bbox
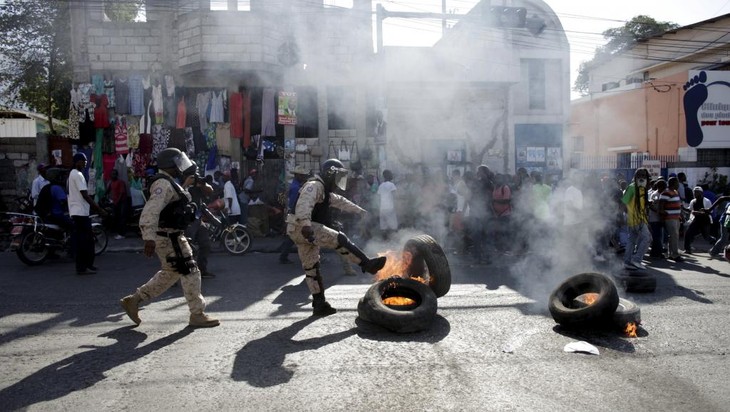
[548,272,619,327]
[403,235,451,298]
[612,298,641,328]
[357,277,438,333]
[614,271,656,293]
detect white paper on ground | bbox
[563,341,600,355]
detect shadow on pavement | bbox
[231,317,357,387]
[552,324,646,354]
[0,326,193,411]
[354,314,450,342]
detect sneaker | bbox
[670,255,685,262]
[114,234,125,240]
[624,263,637,271]
[189,313,220,327]
[631,260,646,270]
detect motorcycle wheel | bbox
[222,225,252,255]
[17,231,50,266]
[92,225,108,255]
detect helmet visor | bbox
[334,169,348,191]
[174,152,196,176]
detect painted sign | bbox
[278,91,297,125]
[642,160,661,180]
[685,70,730,148]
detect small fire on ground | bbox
[625,322,638,338]
[577,293,599,306]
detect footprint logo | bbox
[683,71,708,147]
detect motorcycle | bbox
[190,200,252,255]
[6,213,109,266]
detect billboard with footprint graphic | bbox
[685,70,730,148]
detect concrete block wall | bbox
[87,23,167,72]
[0,138,38,208]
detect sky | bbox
[369,0,730,98]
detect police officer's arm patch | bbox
[306,186,313,192]
[154,187,163,195]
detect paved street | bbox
[0,235,728,411]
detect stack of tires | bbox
[548,272,640,330]
[357,235,451,333]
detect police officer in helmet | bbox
[287,158,387,316]
[119,148,219,328]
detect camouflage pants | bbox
[136,236,206,315]
[287,221,361,294]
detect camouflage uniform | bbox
[135,171,205,314]
[287,177,366,295]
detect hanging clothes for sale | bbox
[243,89,251,147]
[113,154,130,190]
[139,100,152,135]
[103,79,115,109]
[103,126,116,154]
[138,133,153,155]
[132,150,151,178]
[68,87,81,140]
[115,77,129,115]
[184,127,195,157]
[209,90,224,124]
[205,123,216,149]
[152,83,164,124]
[94,94,110,129]
[114,116,129,155]
[169,128,187,153]
[197,91,211,134]
[128,74,145,116]
[91,74,104,95]
[229,91,243,139]
[206,145,218,173]
[261,88,276,136]
[151,125,170,158]
[79,106,96,145]
[216,123,231,155]
[164,86,176,128]
[176,95,187,129]
[127,117,140,149]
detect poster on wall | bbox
[546,147,561,170]
[278,91,298,125]
[642,160,661,179]
[526,147,545,163]
[686,70,730,148]
[517,147,527,163]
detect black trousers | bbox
[72,215,94,271]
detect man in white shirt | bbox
[68,153,106,275]
[31,164,49,207]
[222,171,241,225]
[377,169,398,239]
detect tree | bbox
[573,15,680,96]
[0,0,72,135]
[105,1,145,22]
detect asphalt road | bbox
[0,240,728,411]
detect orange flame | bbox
[624,322,637,337]
[581,293,599,306]
[374,250,414,281]
[383,296,416,306]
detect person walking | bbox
[377,169,398,240]
[222,171,241,225]
[622,168,652,270]
[279,165,311,264]
[708,194,730,258]
[68,153,107,275]
[648,179,667,259]
[107,169,128,239]
[119,148,219,328]
[659,177,683,262]
[286,159,386,316]
[684,186,715,254]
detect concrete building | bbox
[569,13,730,181]
[68,0,570,191]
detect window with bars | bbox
[697,149,730,166]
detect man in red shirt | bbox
[108,169,128,240]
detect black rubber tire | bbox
[548,272,620,327]
[611,298,641,328]
[613,271,657,293]
[357,277,438,333]
[403,234,451,298]
[223,224,252,255]
[92,225,108,256]
[16,231,49,266]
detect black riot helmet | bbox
[320,158,348,192]
[157,148,197,177]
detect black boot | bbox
[312,293,337,316]
[336,233,387,275]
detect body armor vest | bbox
[148,174,197,230]
[309,178,332,226]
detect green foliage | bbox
[0,0,72,135]
[105,1,144,22]
[573,15,680,96]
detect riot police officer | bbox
[119,148,219,328]
[287,158,387,316]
